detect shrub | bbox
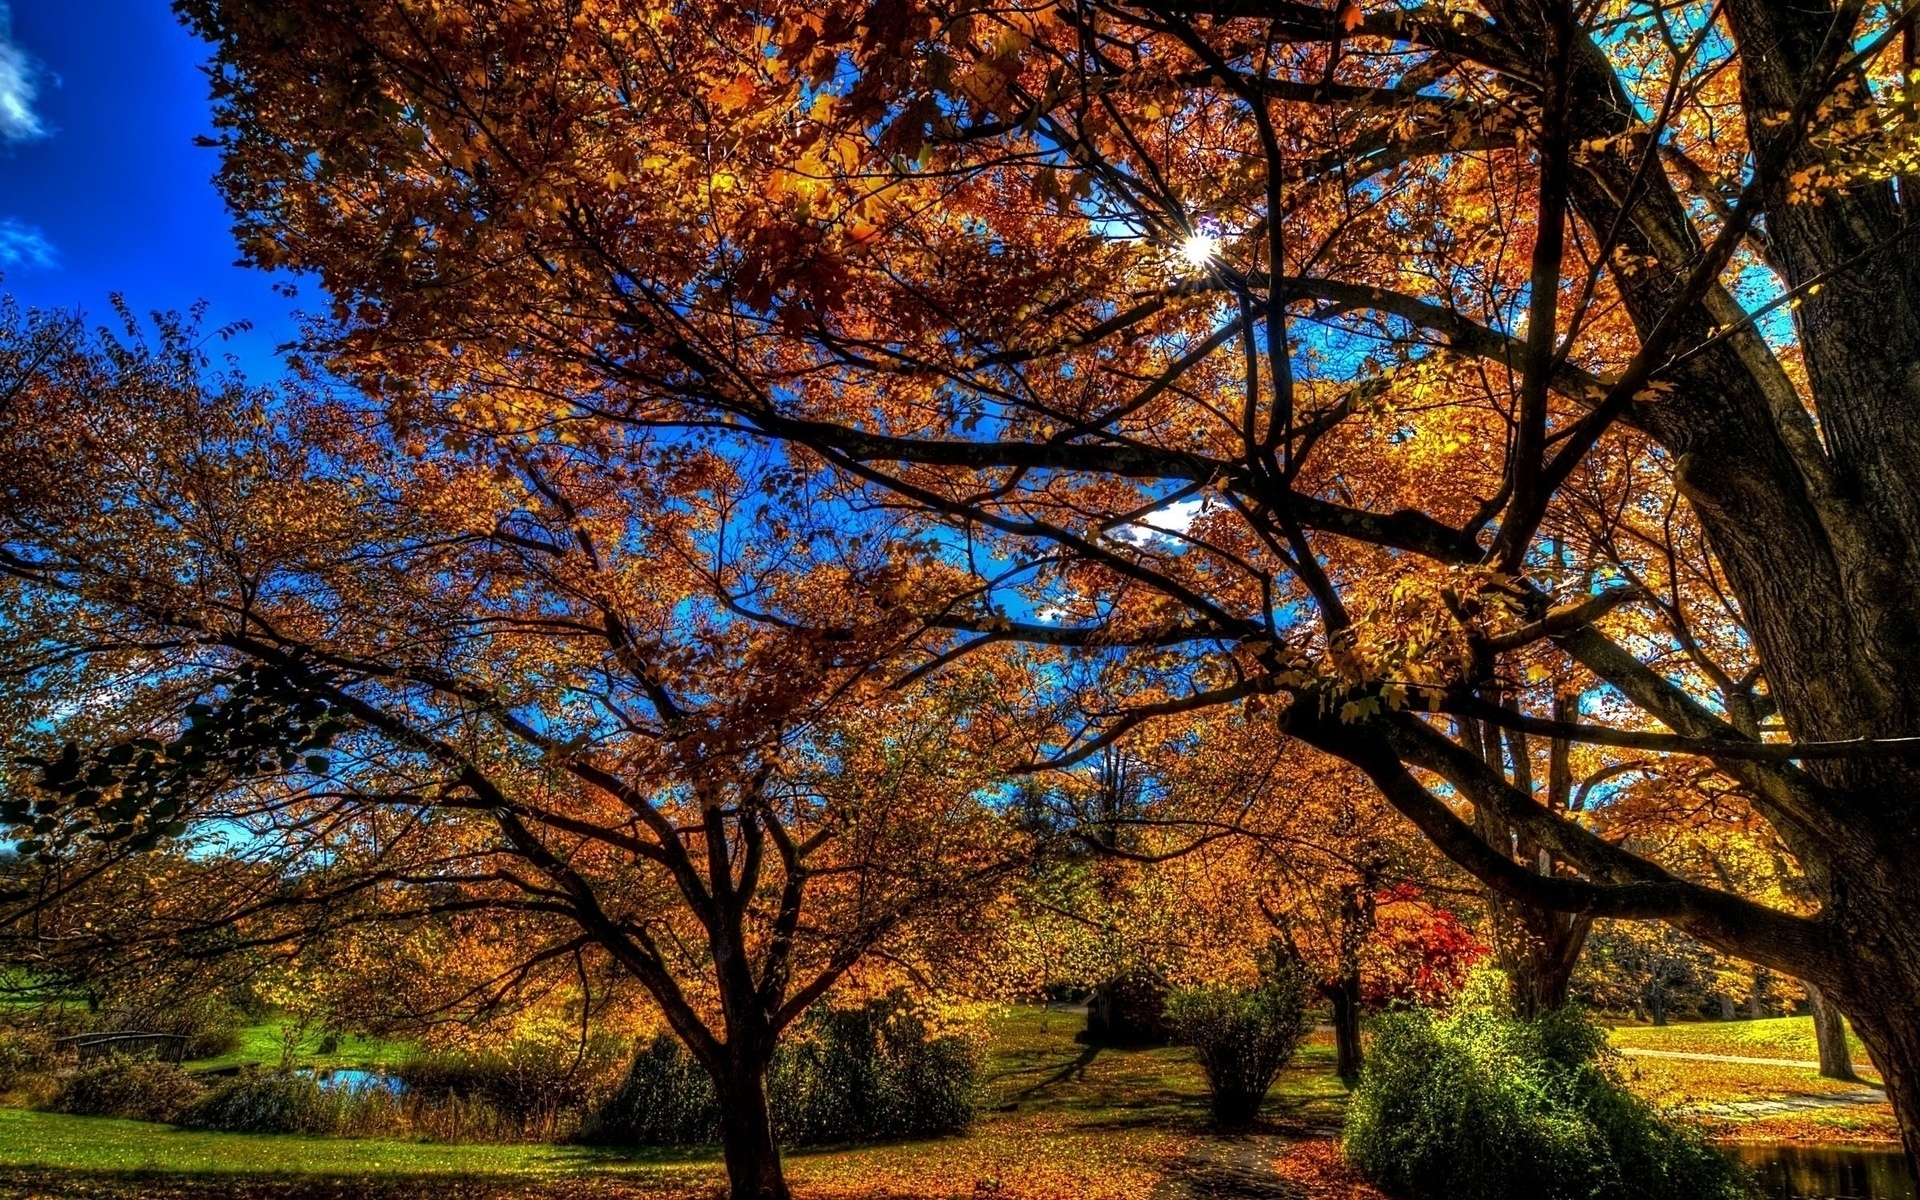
[51,1056,205,1123]
[93,993,244,1061]
[1343,980,1749,1200]
[180,1069,337,1134]
[0,1023,56,1091]
[397,1029,625,1139]
[587,993,983,1147]
[1165,959,1312,1126]
[580,1034,720,1146]
[771,997,983,1144]
[180,1068,417,1136]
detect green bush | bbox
[581,1033,720,1145]
[0,1023,56,1091]
[771,998,982,1144]
[397,1030,624,1137]
[1343,981,1749,1200]
[180,1068,409,1136]
[587,994,983,1147]
[51,1056,205,1123]
[181,1069,336,1134]
[1165,959,1312,1126]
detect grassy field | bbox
[1607,1015,1873,1067]
[1604,1016,1899,1146]
[186,1025,415,1073]
[0,1005,1327,1199]
[0,1006,1898,1197]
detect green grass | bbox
[981,1004,1348,1128]
[0,1107,698,1177]
[1607,1015,1872,1066]
[186,1024,415,1073]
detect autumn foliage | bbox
[9,0,1920,1192]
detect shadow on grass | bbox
[996,1039,1103,1104]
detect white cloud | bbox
[0,218,55,271]
[0,4,45,143]
[1111,496,1207,547]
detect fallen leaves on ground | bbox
[786,1116,1195,1200]
[1618,1053,1885,1106]
[1698,1106,1903,1147]
[1267,1140,1390,1200]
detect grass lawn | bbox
[186,1024,416,1073]
[1607,1015,1873,1068]
[0,1004,1345,1200]
[0,1107,704,1178]
[1604,1017,1899,1146]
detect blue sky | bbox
[0,0,295,377]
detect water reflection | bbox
[1729,1144,1916,1200]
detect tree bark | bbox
[1748,966,1771,1020]
[1464,715,1593,1017]
[715,1056,790,1200]
[1806,981,1860,1082]
[1327,967,1363,1083]
[1844,1000,1920,1174]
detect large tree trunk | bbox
[1481,0,1920,1171]
[1483,883,1591,1017]
[1805,981,1860,1082]
[1842,999,1920,1173]
[715,1056,790,1200]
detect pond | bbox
[300,1067,407,1094]
[1729,1144,1916,1200]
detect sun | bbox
[1179,232,1220,267]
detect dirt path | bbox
[1148,1135,1297,1200]
[1610,1047,1889,1118]
[1684,1087,1891,1118]
[1615,1046,1881,1076]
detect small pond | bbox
[299,1067,406,1094]
[1729,1144,1916,1200]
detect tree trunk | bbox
[1328,968,1363,1083]
[1842,998,1920,1177]
[1806,981,1861,1083]
[1502,910,1592,1018]
[1649,984,1668,1028]
[1325,877,1375,1082]
[715,1058,790,1200]
[1470,715,1593,1017]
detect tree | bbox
[0,308,1028,1200]
[1577,920,1723,1026]
[172,0,1920,1170]
[995,703,1466,1078]
[1806,981,1862,1082]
